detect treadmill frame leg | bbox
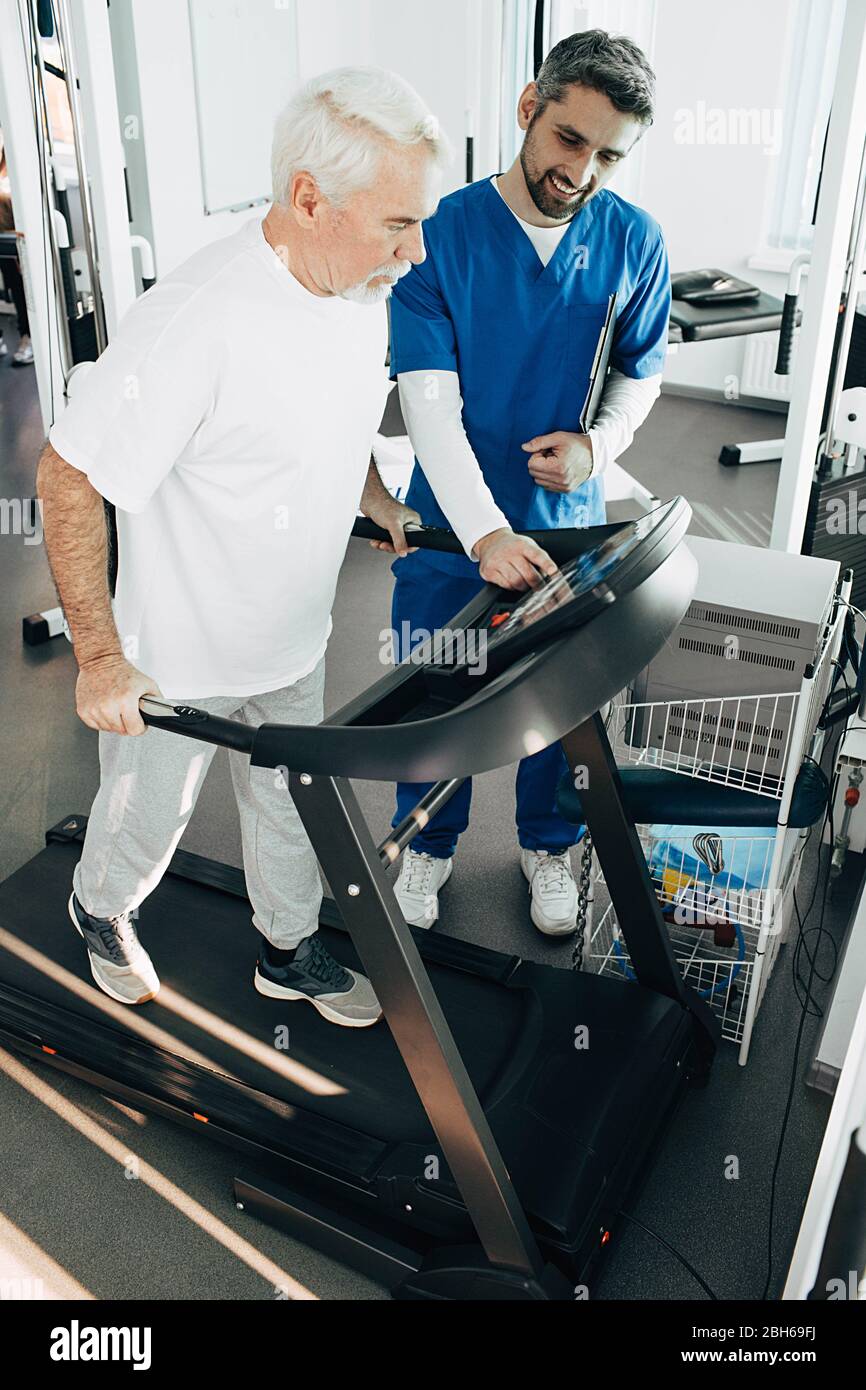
[560,715,719,1070]
[288,769,562,1289]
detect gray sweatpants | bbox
[72,657,326,949]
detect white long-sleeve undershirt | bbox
[585,368,663,477]
[397,366,663,561]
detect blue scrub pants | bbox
[390,552,583,858]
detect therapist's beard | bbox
[339,261,411,305]
[520,140,591,222]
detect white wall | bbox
[112,0,374,278]
[109,0,498,279]
[112,0,285,277]
[363,0,501,194]
[108,0,805,401]
[296,0,373,75]
[300,0,502,191]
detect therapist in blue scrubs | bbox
[383,30,671,936]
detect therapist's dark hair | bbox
[534,29,655,128]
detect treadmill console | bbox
[424,499,687,697]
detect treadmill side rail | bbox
[234,1173,575,1301]
[234,1172,424,1289]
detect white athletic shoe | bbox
[394,848,453,928]
[12,336,33,366]
[520,849,578,936]
[68,892,160,1004]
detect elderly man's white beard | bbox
[339,260,411,305]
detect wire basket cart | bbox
[578,592,850,1065]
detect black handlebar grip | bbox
[351,516,622,567]
[775,293,798,376]
[139,698,256,753]
[352,517,463,552]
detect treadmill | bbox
[0,497,718,1300]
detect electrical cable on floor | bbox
[792,877,837,1015]
[616,1209,719,1300]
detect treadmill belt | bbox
[0,839,529,1146]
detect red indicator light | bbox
[601,1230,611,1246]
[193,1112,209,1124]
[490,612,510,627]
[41,1046,57,1056]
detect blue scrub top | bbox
[389,176,671,576]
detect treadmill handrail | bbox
[352,516,627,565]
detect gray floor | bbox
[0,331,850,1300]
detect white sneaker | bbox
[0,338,7,357]
[68,892,160,1004]
[12,337,33,366]
[394,848,453,928]
[520,849,578,936]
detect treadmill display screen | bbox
[416,499,688,695]
[481,503,675,655]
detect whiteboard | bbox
[187,0,300,214]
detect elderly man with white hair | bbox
[36,67,446,1026]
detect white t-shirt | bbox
[49,214,389,700]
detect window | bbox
[765,0,845,251]
[500,0,541,169]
